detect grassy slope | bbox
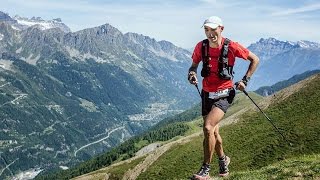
[230,154,320,179]
[137,74,320,179]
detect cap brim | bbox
[203,23,220,29]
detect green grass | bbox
[185,118,202,135]
[137,135,203,180]
[134,140,149,150]
[230,154,320,179]
[224,91,262,118]
[106,156,146,180]
[137,75,320,179]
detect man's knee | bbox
[204,119,219,130]
[203,125,215,136]
[204,125,212,132]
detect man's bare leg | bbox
[214,125,225,158]
[203,107,225,164]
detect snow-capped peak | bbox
[13,15,71,33]
[295,40,320,49]
[256,38,294,47]
[247,38,296,60]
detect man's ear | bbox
[220,26,224,31]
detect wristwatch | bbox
[188,71,197,81]
[241,75,251,86]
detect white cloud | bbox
[198,0,217,4]
[271,3,320,16]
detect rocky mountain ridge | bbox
[0,12,195,179]
[0,11,70,33]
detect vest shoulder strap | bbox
[202,38,230,62]
[201,39,209,62]
[220,38,230,64]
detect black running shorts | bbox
[201,88,236,116]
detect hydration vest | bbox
[201,38,234,80]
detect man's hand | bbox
[236,81,246,91]
[188,71,198,85]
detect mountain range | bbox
[0,11,195,178]
[255,69,320,96]
[235,37,320,90]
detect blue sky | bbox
[1,0,320,48]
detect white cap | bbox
[202,16,223,29]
